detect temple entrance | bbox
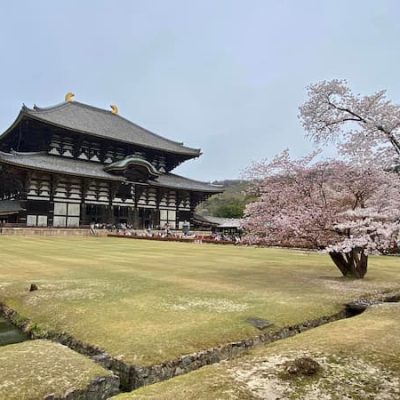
[137,208,159,229]
[113,205,129,224]
[26,200,49,227]
[53,202,80,227]
[82,204,110,225]
[160,209,176,229]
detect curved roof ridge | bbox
[104,155,161,177]
[30,102,70,112]
[0,108,25,140]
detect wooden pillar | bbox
[109,182,115,225]
[80,178,88,225]
[132,208,140,229]
[134,184,146,229]
[189,192,200,228]
[176,190,180,229]
[104,204,112,225]
[24,170,33,198]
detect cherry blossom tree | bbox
[299,79,400,167]
[243,151,400,279]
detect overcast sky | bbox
[1,1,399,180]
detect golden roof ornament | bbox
[65,92,75,102]
[110,104,118,115]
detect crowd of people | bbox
[90,221,241,243]
[208,232,242,243]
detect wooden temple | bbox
[0,95,222,229]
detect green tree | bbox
[197,180,255,218]
[214,200,244,218]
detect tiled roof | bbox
[0,151,124,181]
[17,102,201,156]
[154,174,223,193]
[0,152,222,193]
[0,200,25,215]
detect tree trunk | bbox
[329,249,368,279]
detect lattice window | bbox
[53,202,80,227]
[160,209,176,229]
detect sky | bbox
[1,1,400,181]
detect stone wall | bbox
[0,227,211,238]
[0,227,107,237]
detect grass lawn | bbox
[0,236,399,368]
[0,339,114,400]
[115,303,400,399]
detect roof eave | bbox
[0,108,26,143]
[0,153,125,182]
[22,110,201,158]
[151,176,224,193]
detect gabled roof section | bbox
[153,173,223,193]
[4,101,201,157]
[104,155,161,177]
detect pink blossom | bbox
[243,151,400,258]
[299,79,400,168]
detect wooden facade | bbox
[0,100,222,228]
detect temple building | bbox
[0,94,222,229]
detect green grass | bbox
[0,236,399,368]
[114,304,400,400]
[0,339,113,400]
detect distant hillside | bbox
[196,179,255,218]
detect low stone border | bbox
[1,289,399,392]
[0,304,348,391]
[0,303,120,399]
[44,375,120,400]
[1,227,108,237]
[0,303,135,390]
